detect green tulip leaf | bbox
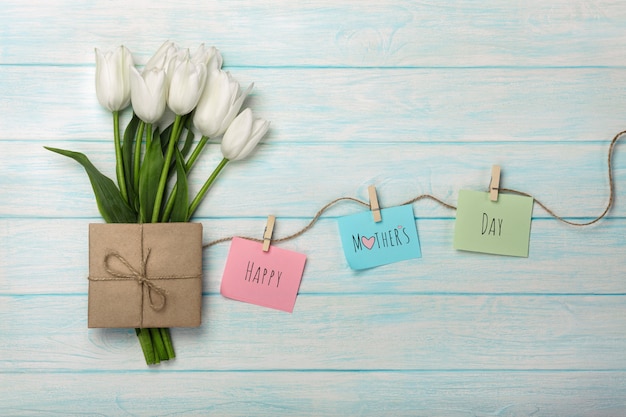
[161,115,190,180]
[44,147,137,223]
[160,123,173,155]
[169,148,189,222]
[138,131,165,223]
[180,117,195,158]
[122,114,141,207]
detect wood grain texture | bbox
[2,294,626,371]
[2,0,626,67]
[2,0,626,415]
[3,66,626,143]
[3,372,626,416]
[3,218,626,295]
[3,141,625,218]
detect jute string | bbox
[203,130,625,248]
[94,249,168,311]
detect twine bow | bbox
[101,249,167,311]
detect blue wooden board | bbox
[2,1,626,415]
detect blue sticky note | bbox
[337,205,422,270]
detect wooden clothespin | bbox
[262,215,275,252]
[368,185,382,222]
[489,165,501,202]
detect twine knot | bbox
[103,249,167,311]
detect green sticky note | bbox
[454,190,534,257]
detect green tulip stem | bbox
[145,123,153,149]
[160,328,175,359]
[135,328,156,365]
[149,328,167,362]
[187,157,229,220]
[151,114,183,223]
[133,120,145,192]
[185,135,210,170]
[161,135,210,222]
[113,111,128,203]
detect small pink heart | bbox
[361,236,375,250]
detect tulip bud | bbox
[220,108,270,161]
[166,49,208,115]
[95,45,134,112]
[144,40,178,73]
[191,43,223,71]
[129,66,168,124]
[193,68,253,138]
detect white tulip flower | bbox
[193,68,253,138]
[144,40,178,73]
[166,49,208,115]
[191,43,223,70]
[129,66,168,124]
[221,108,270,161]
[95,45,133,112]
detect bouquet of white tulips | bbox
[46,41,270,365]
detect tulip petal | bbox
[221,109,253,160]
[144,40,177,72]
[193,70,251,138]
[167,58,207,115]
[94,45,133,111]
[232,118,270,161]
[130,66,167,123]
[221,82,254,135]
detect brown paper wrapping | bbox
[88,223,203,328]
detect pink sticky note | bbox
[220,237,307,313]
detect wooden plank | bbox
[2,218,625,295]
[3,141,623,218]
[2,66,626,143]
[1,294,625,371]
[3,371,626,416]
[2,0,626,67]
